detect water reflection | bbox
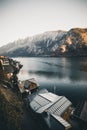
[16,57,87,83]
[15,57,87,104]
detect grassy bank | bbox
[0,85,23,130]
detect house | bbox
[18,78,39,98]
[27,89,72,130]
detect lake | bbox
[14,57,87,105]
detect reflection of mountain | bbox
[29,70,59,78]
[0,28,87,57]
[64,58,87,82]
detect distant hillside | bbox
[57,28,87,57]
[0,28,87,57]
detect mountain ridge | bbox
[0,28,87,57]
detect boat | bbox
[27,89,72,130]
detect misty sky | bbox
[0,0,87,47]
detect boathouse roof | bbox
[29,89,72,116]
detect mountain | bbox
[0,28,87,57]
[0,30,67,57]
[57,28,87,56]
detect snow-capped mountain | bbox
[0,28,87,57]
[0,30,66,56]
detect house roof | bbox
[29,89,72,115]
[18,78,39,93]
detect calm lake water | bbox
[14,57,87,105]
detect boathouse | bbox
[28,89,72,130]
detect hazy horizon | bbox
[0,0,87,47]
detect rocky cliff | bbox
[58,28,87,56]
